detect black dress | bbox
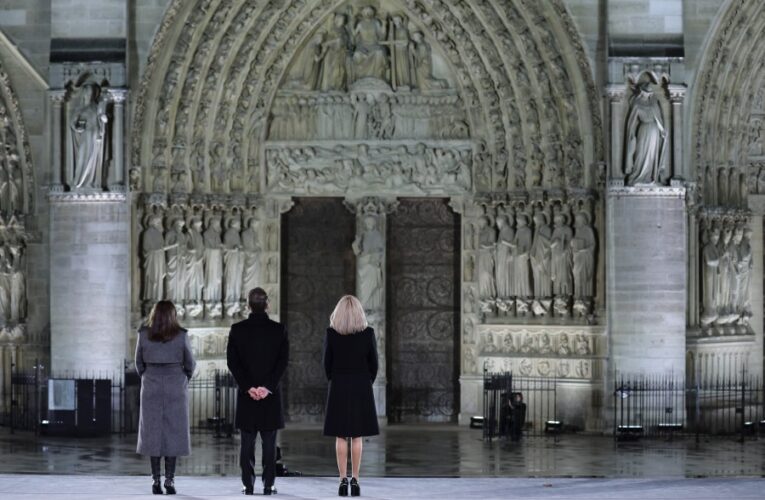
[322,327,380,437]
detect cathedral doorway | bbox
[387,198,460,423]
[282,197,356,422]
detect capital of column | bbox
[344,196,399,217]
[668,84,686,104]
[606,84,626,103]
[108,89,128,104]
[49,90,67,104]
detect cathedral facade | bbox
[0,0,762,430]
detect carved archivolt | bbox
[0,60,33,216]
[692,0,765,209]
[0,60,32,342]
[132,0,602,195]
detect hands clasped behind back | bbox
[247,386,271,400]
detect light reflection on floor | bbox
[0,424,763,477]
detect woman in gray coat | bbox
[135,300,196,495]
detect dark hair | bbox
[248,287,269,313]
[146,300,182,342]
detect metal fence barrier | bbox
[482,369,558,440]
[614,371,764,441]
[1,360,240,437]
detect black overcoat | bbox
[322,327,380,437]
[227,312,289,432]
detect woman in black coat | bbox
[135,300,196,495]
[323,295,379,497]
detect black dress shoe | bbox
[164,478,176,495]
[151,479,163,495]
[350,477,360,497]
[263,485,277,495]
[338,477,349,497]
[242,485,254,495]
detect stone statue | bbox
[141,215,166,302]
[624,77,668,185]
[477,216,497,300]
[0,244,9,324]
[70,83,109,189]
[557,333,571,356]
[511,214,533,298]
[735,226,753,321]
[241,218,261,296]
[353,216,384,310]
[390,15,413,90]
[223,218,244,315]
[318,14,351,91]
[571,212,596,298]
[7,240,25,322]
[716,225,733,321]
[409,32,445,90]
[1,159,22,215]
[352,6,389,83]
[495,215,514,298]
[353,93,373,139]
[184,217,205,306]
[539,333,552,354]
[203,215,224,316]
[164,217,187,304]
[575,334,590,355]
[550,213,573,296]
[530,211,552,298]
[290,33,325,90]
[701,226,720,325]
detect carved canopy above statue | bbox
[132,0,602,196]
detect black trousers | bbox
[240,429,277,490]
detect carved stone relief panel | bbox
[698,211,753,336]
[473,324,604,381]
[466,193,598,321]
[136,193,262,321]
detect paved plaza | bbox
[0,425,763,498]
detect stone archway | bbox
[131,0,605,424]
[688,0,765,379]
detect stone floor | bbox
[0,424,763,478]
[1,475,764,499]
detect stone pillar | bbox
[454,197,483,425]
[606,85,625,179]
[746,195,765,379]
[669,86,685,179]
[607,183,687,376]
[345,196,399,420]
[258,196,295,322]
[50,91,65,191]
[109,90,127,190]
[49,192,130,373]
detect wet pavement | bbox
[0,424,763,478]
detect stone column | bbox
[109,90,127,190]
[345,196,399,420]
[607,183,687,376]
[606,85,625,180]
[257,196,294,322]
[746,195,765,379]
[50,91,65,191]
[453,197,484,425]
[669,86,685,179]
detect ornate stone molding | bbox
[48,191,128,203]
[607,183,686,198]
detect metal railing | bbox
[1,361,240,437]
[613,370,764,441]
[482,369,558,440]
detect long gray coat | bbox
[135,327,196,457]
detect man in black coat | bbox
[227,288,289,496]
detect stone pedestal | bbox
[607,184,687,376]
[50,193,129,374]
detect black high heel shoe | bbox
[350,477,360,497]
[151,479,163,495]
[164,478,176,495]
[338,477,349,496]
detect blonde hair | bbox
[330,295,368,335]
